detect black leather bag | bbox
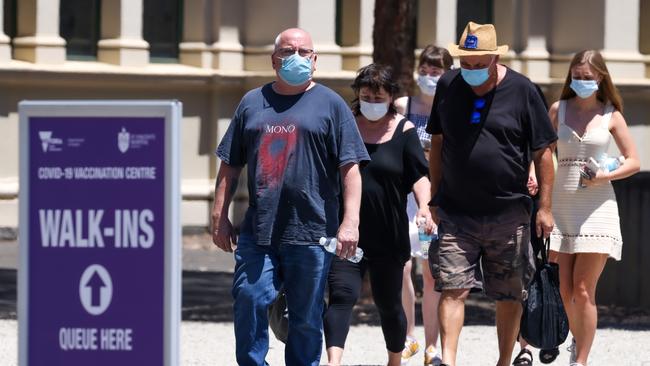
[268,289,289,343]
[520,238,570,349]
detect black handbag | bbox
[520,238,570,349]
[268,288,289,343]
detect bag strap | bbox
[540,237,550,265]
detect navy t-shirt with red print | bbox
[217,83,370,246]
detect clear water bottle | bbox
[319,237,364,263]
[599,154,625,172]
[417,217,433,258]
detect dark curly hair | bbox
[350,63,399,116]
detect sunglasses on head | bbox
[470,98,486,124]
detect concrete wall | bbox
[0,0,650,238]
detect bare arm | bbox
[428,134,443,224]
[581,110,640,187]
[533,146,555,238]
[337,162,362,259]
[601,110,640,180]
[394,96,408,116]
[412,175,434,232]
[527,161,538,196]
[211,162,243,252]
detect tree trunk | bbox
[372,0,417,96]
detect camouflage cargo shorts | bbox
[429,205,536,301]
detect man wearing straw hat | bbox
[425,22,557,366]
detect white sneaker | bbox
[569,363,584,366]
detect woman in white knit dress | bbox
[548,50,640,366]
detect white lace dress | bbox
[550,100,623,260]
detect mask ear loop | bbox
[487,56,498,80]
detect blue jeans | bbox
[232,235,332,366]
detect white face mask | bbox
[359,100,389,121]
[417,75,440,96]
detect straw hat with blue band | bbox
[448,21,509,56]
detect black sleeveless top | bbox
[357,117,429,263]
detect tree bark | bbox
[372,0,417,96]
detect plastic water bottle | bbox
[417,217,433,258]
[319,237,364,263]
[599,154,625,172]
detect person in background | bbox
[512,85,561,366]
[548,49,640,366]
[426,22,557,366]
[394,45,453,366]
[212,28,369,366]
[324,63,433,366]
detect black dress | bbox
[358,117,429,264]
[324,117,429,352]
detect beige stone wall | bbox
[0,0,649,235]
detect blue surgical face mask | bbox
[278,53,313,86]
[461,66,490,87]
[570,79,599,99]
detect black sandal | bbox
[513,348,533,366]
[538,347,559,364]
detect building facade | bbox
[1,0,649,238]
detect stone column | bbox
[601,0,644,79]
[179,0,213,68]
[435,0,457,49]
[242,0,290,71]
[297,0,340,71]
[12,0,66,64]
[242,0,340,72]
[340,0,373,71]
[416,0,435,49]
[211,0,244,71]
[548,0,603,78]
[519,0,550,79]
[492,0,523,71]
[97,0,149,67]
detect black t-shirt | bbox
[426,68,557,215]
[359,118,429,264]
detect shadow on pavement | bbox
[0,269,16,319]
[1,268,650,330]
[182,270,234,322]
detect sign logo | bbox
[38,131,63,152]
[118,127,130,153]
[79,264,113,315]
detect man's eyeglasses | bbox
[276,47,314,58]
[470,98,486,124]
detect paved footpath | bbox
[2,237,650,365]
[1,319,650,365]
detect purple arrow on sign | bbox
[86,270,106,307]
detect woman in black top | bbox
[324,64,433,366]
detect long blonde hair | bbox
[560,50,623,113]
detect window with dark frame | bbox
[143,0,183,62]
[456,0,494,40]
[59,0,101,60]
[3,0,16,39]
